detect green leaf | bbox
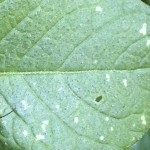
[0,0,150,149]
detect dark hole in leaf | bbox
[95,96,103,102]
[141,0,150,6]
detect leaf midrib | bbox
[0,68,149,76]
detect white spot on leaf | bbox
[93,59,98,64]
[105,117,109,122]
[110,127,114,132]
[95,6,103,12]
[55,104,60,110]
[74,117,79,124]
[43,120,49,125]
[23,130,28,137]
[36,134,45,141]
[147,40,150,47]
[21,100,29,110]
[139,23,147,35]
[58,87,63,92]
[5,142,8,145]
[106,74,110,82]
[41,120,49,132]
[132,124,136,127]
[99,136,105,141]
[132,137,136,141]
[123,79,128,87]
[33,82,37,86]
[141,115,147,125]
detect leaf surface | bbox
[0,0,150,150]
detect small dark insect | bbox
[0,109,15,118]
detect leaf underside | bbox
[0,0,150,150]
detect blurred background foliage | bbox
[131,130,150,150]
[142,0,150,5]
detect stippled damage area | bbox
[0,0,150,150]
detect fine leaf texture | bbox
[0,0,150,150]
